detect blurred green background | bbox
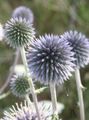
[0,0,89,120]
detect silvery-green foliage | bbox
[26,34,75,85]
[4,17,35,48]
[1,101,53,120]
[10,74,29,98]
[12,6,34,23]
[61,30,89,68]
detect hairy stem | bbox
[50,82,58,115]
[75,68,85,120]
[20,47,41,120]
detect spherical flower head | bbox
[10,74,30,98]
[61,30,89,68]
[26,34,75,85]
[4,17,35,48]
[12,6,34,24]
[2,101,53,120]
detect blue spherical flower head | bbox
[12,6,34,23]
[2,101,53,120]
[61,30,89,68]
[4,17,35,48]
[26,34,75,85]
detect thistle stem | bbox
[25,94,32,106]
[20,47,41,120]
[50,82,58,115]
[75,68,85,120]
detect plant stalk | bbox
[75,68,85,120]
[50,82,58,115]
[25,94,32,106]
[20,47,41,120]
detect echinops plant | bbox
[4,6,41,120]
[26,34,75,118]
[61,30,89,120]
[0,5,89,120]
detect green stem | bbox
[50,82,58,115]
[25,94,32,106]
[75,68,85,120]
[20,47,41,120]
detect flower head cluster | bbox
[12,6,34,23]
[61,30,89,68]
[26,34,75,85]
[1,101,53,120]
[4,17,35,48]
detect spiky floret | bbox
[10,74,30,98]
[4,17,35,48]
[61,30,89,68]
[1,101,53,120]
[12,6,34,23]
[26,34,75,85]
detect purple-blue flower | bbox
[61,30,89,68]
[26,34,75,85]
[1,101,53,120]
[12,6,34,23]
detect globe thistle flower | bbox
[12,6,34,24]
[61,30,89,68]
[26,34,75,85]
[10,74,30,98]
[1,101,53,120]
[4,17,35,48]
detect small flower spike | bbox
[61,30,89,68]
[26,34,75,85]
[1,101,53,120]
[12,6,34,23]
[4,17,35,48]
[10,74,30,98]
